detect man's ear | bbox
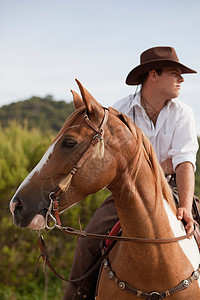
[71,90,85,109]
[149,70,159,82]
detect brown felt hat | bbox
[126,46,197,85]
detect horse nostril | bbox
[10,198,23,214]
[16,199,23,207]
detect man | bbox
[113,46,198,235]
[64,46,198,300]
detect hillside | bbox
[0,95,75,133]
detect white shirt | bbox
[113,91,198,171]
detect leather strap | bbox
[103,257,200,299]
[36,232,116,283]
[76,108,109,170]
[37,231,200,297]
[46,108,109,227]
[84,107,109,135]
[49,108,109,199]
[57,222,196,244]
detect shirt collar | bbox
[131,91,176,112]
[130,91,142,110]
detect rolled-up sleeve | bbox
[169,109,199,172]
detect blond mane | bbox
[112,110,176,211]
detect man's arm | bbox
[175,162,195,234]
[160,158,173,175]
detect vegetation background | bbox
[0,96,199,299]
[0,96,110,300]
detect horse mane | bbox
[140,129,175,210]
[109,107,175,211]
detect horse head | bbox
[9,79,135,230]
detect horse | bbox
[10,79,200,299]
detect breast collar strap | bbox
[103,256,200,299]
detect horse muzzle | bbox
[10,197,47,230]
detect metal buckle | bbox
[48,192,59,211]
[45,193,58,230]
[52,200,59,211]
[45,210,57,230]
[92,133,102,140]
[149,291,162,300]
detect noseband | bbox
[46,107,109,228]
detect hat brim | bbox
[126,59,197,85]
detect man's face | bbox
[156,67,184,99]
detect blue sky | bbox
[1,0,200,132]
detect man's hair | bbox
[140,69,162,85]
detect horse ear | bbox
[70,90,85,109]
[75,79,102,115]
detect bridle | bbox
[45,106,109,228]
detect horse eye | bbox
[62,139,77,149]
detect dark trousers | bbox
[63,195,118,300]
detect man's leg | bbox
[63,195,118,300]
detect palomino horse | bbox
[10,80,200,299]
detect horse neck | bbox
[110,151,174,240]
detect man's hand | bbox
[176,207,194,237]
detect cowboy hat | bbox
[126,46,197,85]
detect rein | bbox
[36,232,117,283]
[36,223,197,287]
[45,219,197,244]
